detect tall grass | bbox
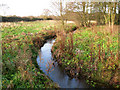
[2,20,77,88]
[2,21,58,88]
[52,25,119,88]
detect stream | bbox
[37,39,90,88]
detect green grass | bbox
[52,25,120,88]
[2,21,55,38]
[2,20,77,88]
[2,21,58,88]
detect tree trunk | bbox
[114,2,116,14]
[82,2,86,27]
[104,2,107,24]
[60,0,64,30]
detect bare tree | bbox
[65,1,90,27]
[0,4,9,16]
[51,0,66,30]
[42,9,51,19]
[51,1,119,28]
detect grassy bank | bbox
[2,21,57,88]
[2,20,76,88]
[52,25,120,88]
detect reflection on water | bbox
[37,39,90,88]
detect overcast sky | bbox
[0,0,52,16]
[0,0,118,16]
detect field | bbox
[1,20,120,88]
[1,20,76,88]
[52,25,120,88]
[2,21,57,88]
[1,0,119,89]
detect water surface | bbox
[37,39,90,88]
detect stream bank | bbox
[2,21,78,88]
[51,26,120,88]
[37,39,90,88]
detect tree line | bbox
[52,0,119,28]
